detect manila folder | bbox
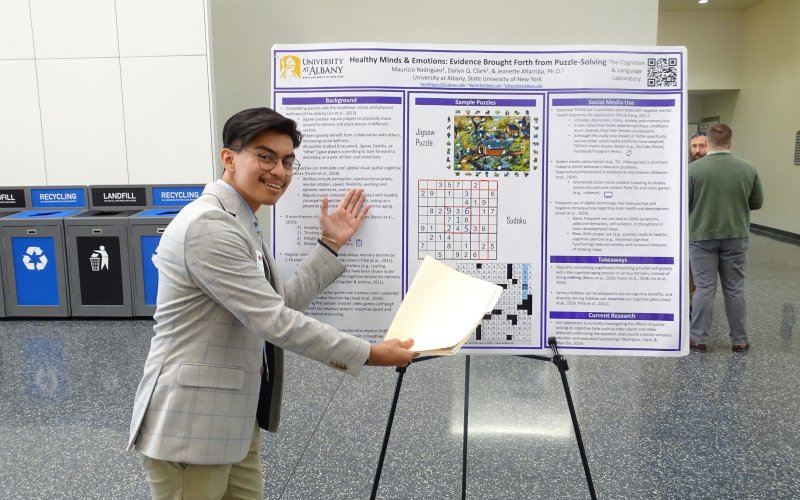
[385,256,503,354]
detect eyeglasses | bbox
[230,147,300,175]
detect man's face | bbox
[222,130,294,211]
[690,135,707,161]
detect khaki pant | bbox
[140,424,263,500]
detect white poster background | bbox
[272,43,688,356]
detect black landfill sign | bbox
[76,237,124,305]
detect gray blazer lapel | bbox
[263,248,284,295]
[260,223,285,432]
[202,182,262,255]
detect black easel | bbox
[370,355,440,500]
[370,338,596,500]
[516,337,597,500]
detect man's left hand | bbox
[319,188,369,252]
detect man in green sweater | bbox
[688,123,764,352]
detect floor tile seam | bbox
[277,373,346,499]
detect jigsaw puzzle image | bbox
[453,113,530,172]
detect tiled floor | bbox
[1,232,798,499]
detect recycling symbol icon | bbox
[22,246,48,271]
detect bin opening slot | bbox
[93,211,124,216]
[158,210,180,216]
[30,211,58,217]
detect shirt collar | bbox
[216,179,257,222]
[706,150,730,155]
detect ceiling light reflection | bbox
[450,421,572,437]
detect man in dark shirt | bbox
[688,124,764,352]
[688,130,708,305]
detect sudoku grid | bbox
[417,179,498,260]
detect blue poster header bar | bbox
[552,98,675,107]
[416,97,536,107]
[550,256,674,265]
[282,96,401,105]
[550,311,674,321]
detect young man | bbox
[688,123,764,352]
[128,107,416,498]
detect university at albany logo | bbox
[279,55,301,79]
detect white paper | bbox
[384,256,502,354]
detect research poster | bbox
[271,43,687,357]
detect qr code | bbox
[647,57,678,87]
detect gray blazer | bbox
[128,181,370,464]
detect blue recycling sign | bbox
[141,235,160,305]
[11,236,60,306]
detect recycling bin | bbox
[0,187,87,317]
[64,185,149,317]
[0,187,28,317]
[129,185,203,317]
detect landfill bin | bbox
[64,185,149,317]
[129,184,203,316]
[0,186,87,317]
[0,187,28,317]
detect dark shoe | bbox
[690,340,707,352]
[732,342,750,352]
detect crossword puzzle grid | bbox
[457,263,534,343]
[417,179,498,260]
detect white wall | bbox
[210,0,659,157]
[0,0,215,188]
[658,10,743,91]
[658,0,800,234]
[730,0,800,233]
[1,0,661,189]
[701,90,739,125]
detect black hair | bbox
[691,130,707,139]
[222,107,302,149]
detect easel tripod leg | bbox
[462,355,470,500]
[371,366,406,500]
[549,338,597,500]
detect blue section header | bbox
[152,187,203,207]
[552,98,675,107]
[416,97,536,107]
[550,311,674,321]
[281,96,402,105]
[30,188,86,209]
[550,256,674,264]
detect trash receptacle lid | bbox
[5,209,81,219]
[134,208,182,218]
[73,209,141,218]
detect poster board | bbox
[271,43,688,357]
